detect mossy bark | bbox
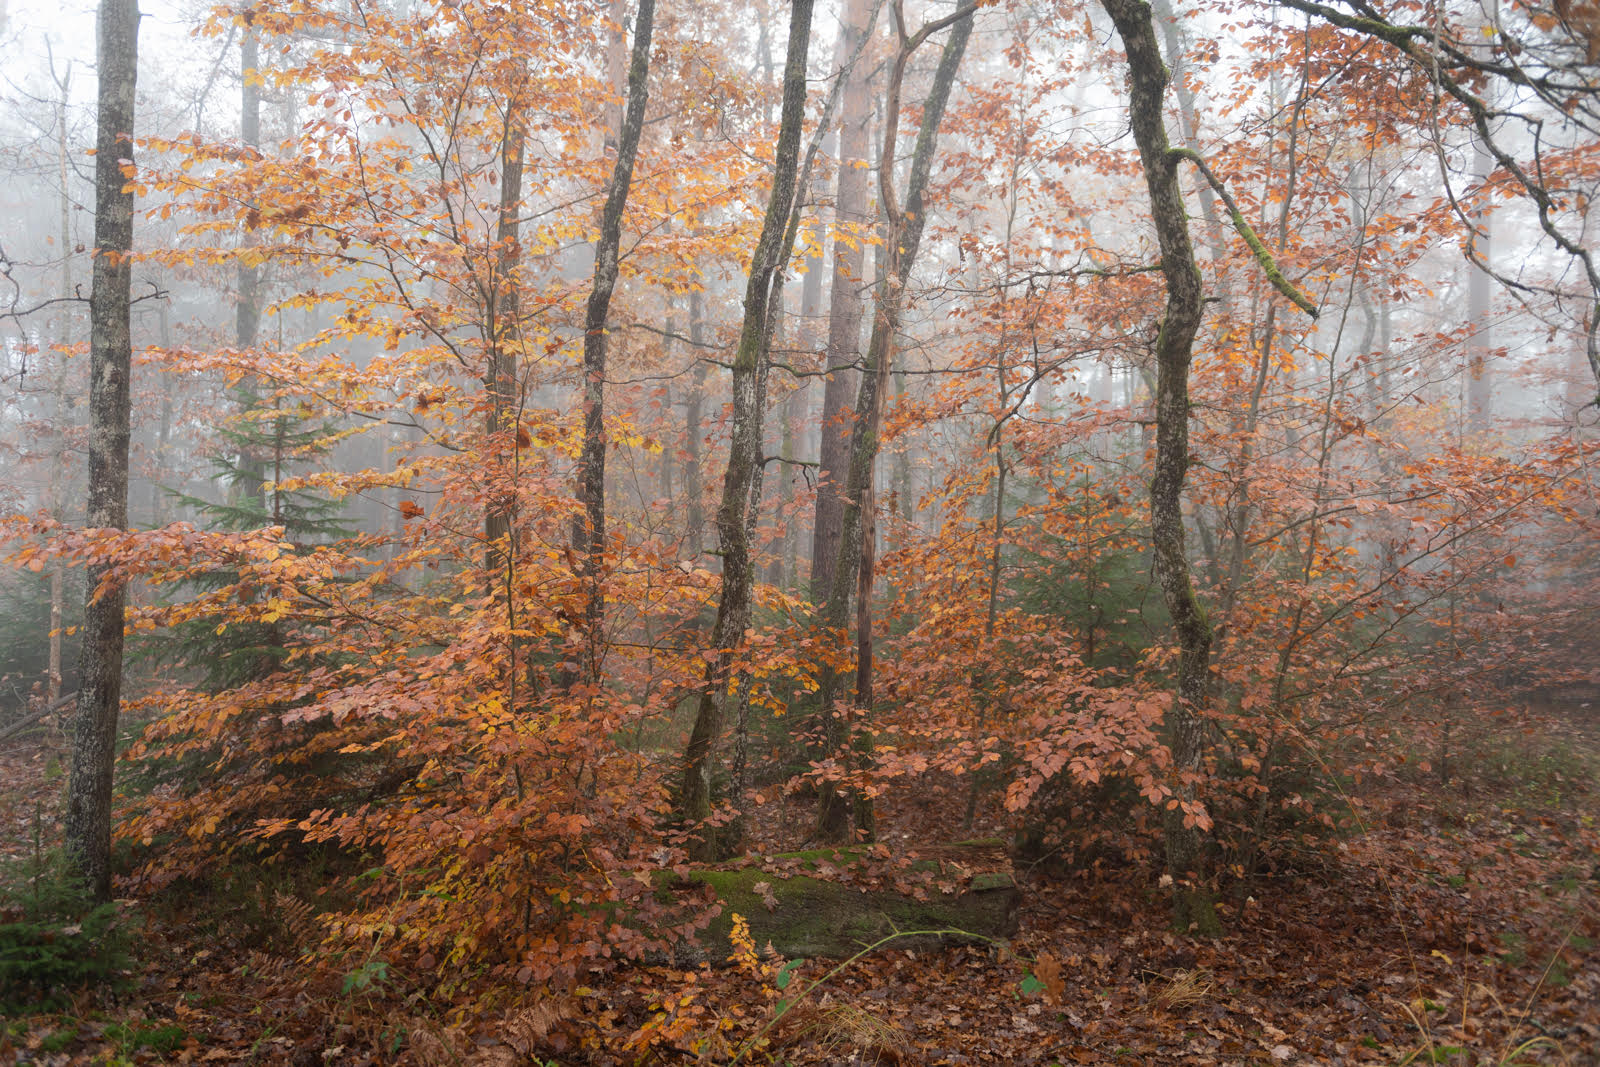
[68,0,139,903]
[659,842,1019,961]
[574,0,655,677]
[678,0,815,861]
[815,6,975,843]
[1101,0,1219,936]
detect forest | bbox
[1,0,1598,1062]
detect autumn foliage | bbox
[2,0,1598,1060]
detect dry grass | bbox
[777,997,910,1065]
[1151,967,1215,1012]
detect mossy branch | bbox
[1169,147,1319,319]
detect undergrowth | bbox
[0,809,129,1014]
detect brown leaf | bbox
[1034,951,1065,1005]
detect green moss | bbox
[657,841,1018,960]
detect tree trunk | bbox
[486,114,525,574]
[678,0,815,861]
[232,31,270,514]
[49,62,74,707]
[67,0,138,903]
[574,0,655,680]
[816,4,974,842]
[237,31,261,352]
[1467,128,1493,436]
[810,0,875,601]
[1101,0,1219,935]
[684,290,708,560]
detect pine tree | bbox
[155,387,349,693]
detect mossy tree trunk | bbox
[678,0,816,862]
[67,0,138,903]
[816,3,974,843]
[1100,0,1218,935]
[574,0,654,682]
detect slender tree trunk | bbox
[48,62,73,706]
[684,290,708,560]
[232,31,271,514]
[810,0,875,601]
[238,31,260,351]
[1467,136,1493,436]
[816,3,974,842]
[67,0,138,902]
[486,114,525,573]
[678,0,815,861]
[776,378,801,585]
[1102,0,1219,935]
[574,0,655,680]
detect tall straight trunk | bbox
[775,378,801,586]
[67,0,138,902]
[237,31,260,351]
[1102,0,1218,935]
[810,0,875,600]
[574,0,655,679]
[678,0,815,861]
[234,31,269,512]
[1467,135,1493,436]
[49,62,73,706]
[1218,30,1310,618]
[684,290,708,559]
[486,115,525,573]
[815,3,974,842]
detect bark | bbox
[237,31,260,352]
[810,0,876,600]
[816,4,974,842]
[486,115,524,574]
[233,32,270,513]
[684,290,708,559]
[1467,131,1493,435]
[67,0,138,902]
[678,0,815,861]
[1101,0,1219,935]
[574,0,655,680]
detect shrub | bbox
[0,821,129,1014]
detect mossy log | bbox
[659,841,1020,961]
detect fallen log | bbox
[660,840,1020,961]
[0,692,74,744]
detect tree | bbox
[574,0,656,678]
[66,0,138,901]
[814,0,975,842]
[678,0,815,861]
[810,0,878,599]
[1100,0,1316,932]
[1273,0,1600,396]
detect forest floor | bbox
[1,703,1597,1066]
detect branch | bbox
[1168,147,1319,319]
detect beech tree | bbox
[574,0,656,678]
[678,0,815,861]
[66,0,139,901]
[4,2,1598,1053]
